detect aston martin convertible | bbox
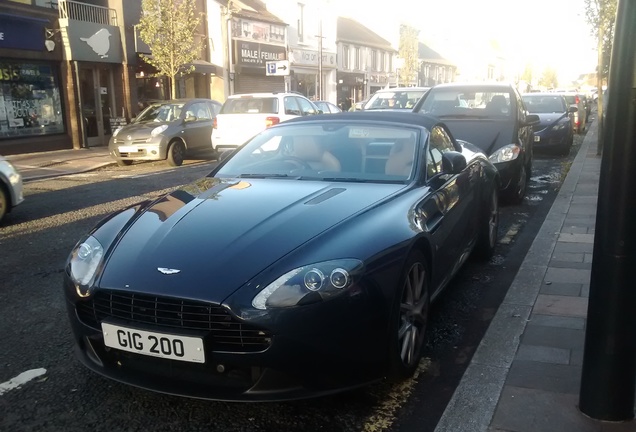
[64,112,500,401]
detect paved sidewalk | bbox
[435,119,635,431]
[5,145,113,181]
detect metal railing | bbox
[58,0,118,26]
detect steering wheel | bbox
[280,156,312,170]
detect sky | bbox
[334,0,598,85]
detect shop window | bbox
[0,61,65,139]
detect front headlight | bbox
[68,235,104,297]
[252,259,363,309]
[488,144,521,163]
[150,125,168,137]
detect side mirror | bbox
[441,151,467,175]
[525,114,540,126]
[569,106,578,113]
[317,109,324,115]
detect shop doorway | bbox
[79,66,115,147]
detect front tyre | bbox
[167,140,185,167]
[0,185,7,223]
[116,159,133,166]
[474,187,499,260]
[388,251,430,381]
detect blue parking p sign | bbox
[265,60,290,76]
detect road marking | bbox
[500,222,523,245]
[362,358,431,432]
[0,368,47,396]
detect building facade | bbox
[418,42,456,87]
[336,16,396,111]
[266,0,336,104]
[0,0,69,154]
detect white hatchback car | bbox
[212,92,321,155]
[0,155,24,223]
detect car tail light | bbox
[575,95,580,104]
[213,117,217,129]
[265,117,280,128]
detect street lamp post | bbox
[318,18,323,101]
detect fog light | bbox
[151,150,157,155]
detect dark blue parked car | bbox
[522,93,576,156]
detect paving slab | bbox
[534,294,589,318]
[527,314,586,330]
[544,267,591,284]
[506,361,582,394]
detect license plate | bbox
[118,146,138,153]
[534,136,541,142]
[101,322,205,363]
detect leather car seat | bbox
[385,138,416,177]
[292,136,341,172]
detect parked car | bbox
[413,82,538,203]
[559,92,587,134]
[109,98,222,167]
[313,100,342,113]
[522,93,576,155]
[0,155,24,224]
[363,87,430,111]
[212,92,321,155]
[64,111,500,401]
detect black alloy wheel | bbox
[507,163,527,205]
[167,141,185,167]
[388,250,430,381]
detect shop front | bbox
[289,47,337,103]
[336,72,365,111]
[0,10,68,154]
[233,40,285,94]
[63,19,123,147]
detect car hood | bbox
[534,113,568,131]
[98,178,405,302]
[116,121,174,138]
[439,119,515,155]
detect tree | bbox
[521,63,533,84]
[584,0,618,154]
[538,67,558,89]
[398,24,419,86]
[137,0,203,99]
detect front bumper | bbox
[109,136,170,161]
[64,277,389,401]
[493,157,524,193]
[532,128,569,152]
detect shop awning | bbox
[186,60,219,75]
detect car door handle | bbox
[425,212,444,233]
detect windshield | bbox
[522,95,567,113]
[135,103,184,123]
[364,90,427,110]
[220,97,279,114]
[215,122,421,183]
[416,89,513,119]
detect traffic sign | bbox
[266,60,290,76]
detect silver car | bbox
[109,98,222,167]
[0,155,24,224]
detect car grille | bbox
[76,291,271,352]
[112,138,148,145]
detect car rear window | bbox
[221,97,279,114]
[563,95,576,104]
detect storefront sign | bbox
[231,18,285,45]
[0,14,46,51]
[289,48,336,68]
[235,41,286,68]
[64,20,122,63]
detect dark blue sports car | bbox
[522,93,576,155]
[64,112,500,401]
